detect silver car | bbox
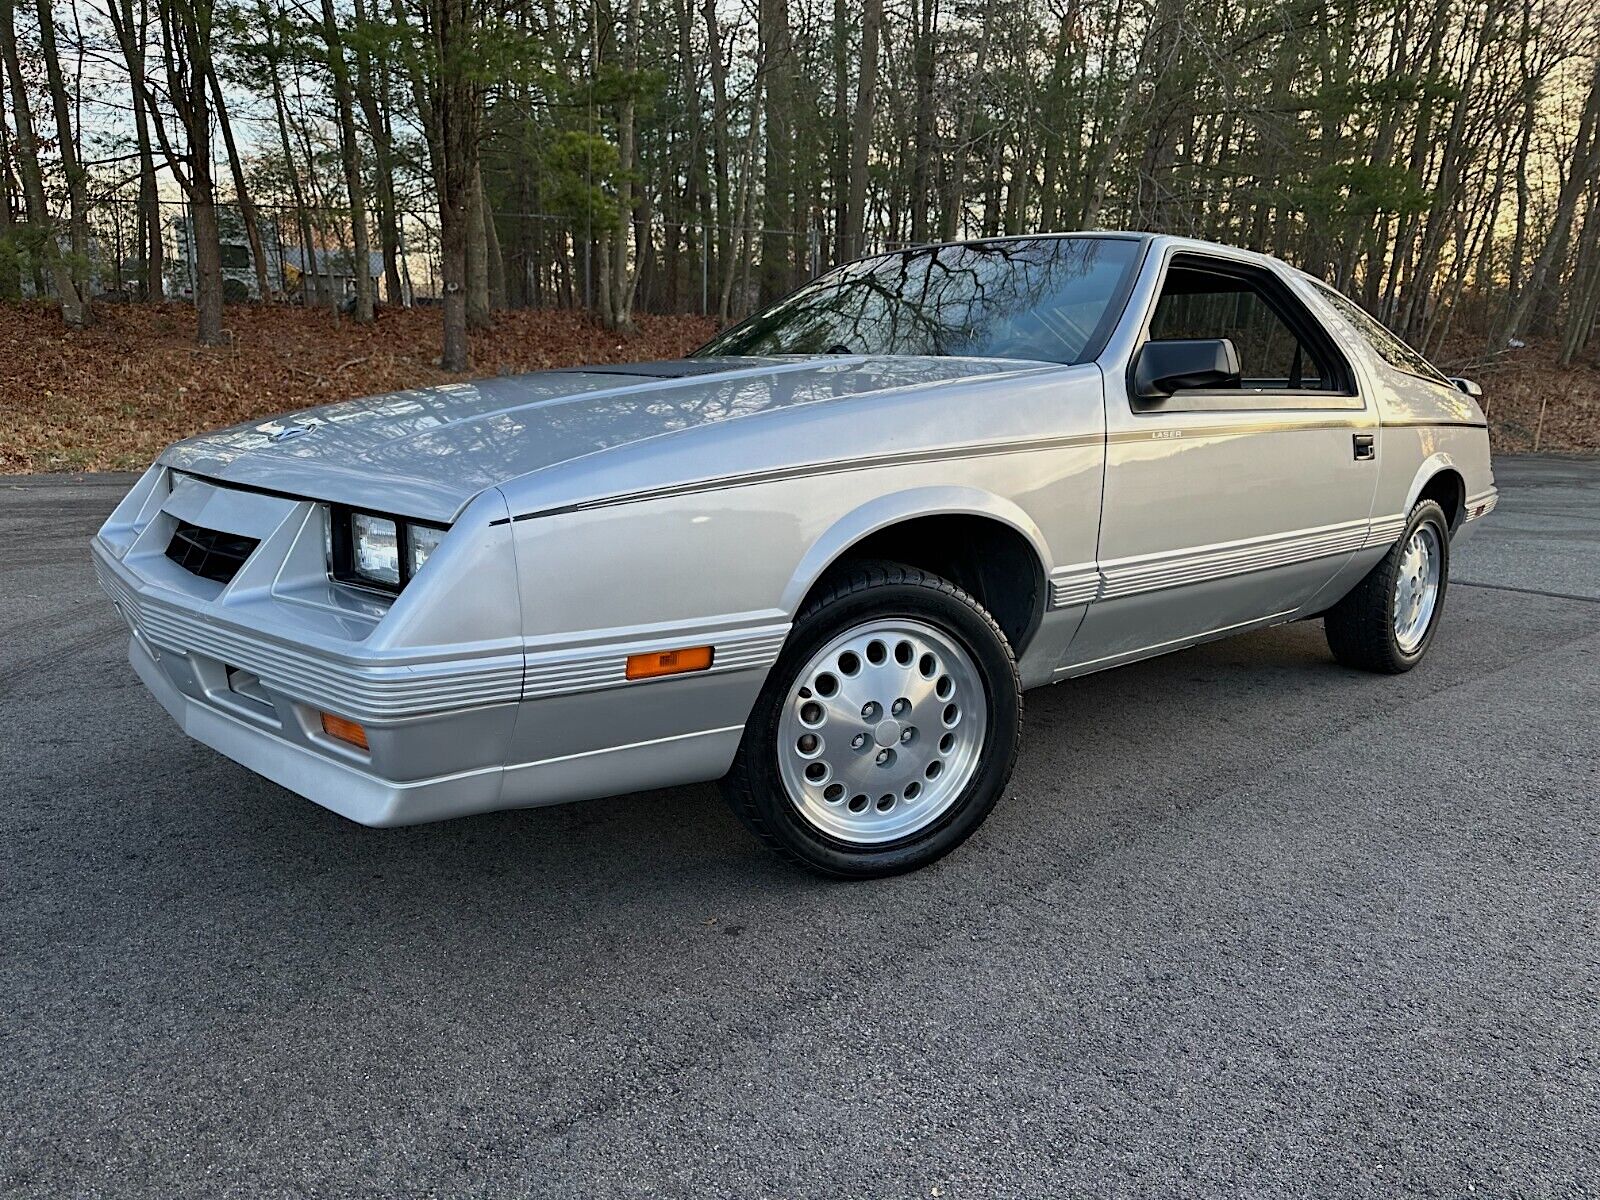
[93,233,1495,876]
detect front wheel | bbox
[1325,498,1451,673]
[722,562,1022,878]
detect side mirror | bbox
[1450,377,1483,399]
[1133,338,1242,401]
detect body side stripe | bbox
[505,433,1104,522]
[1049,513,1410,609]
[1107,417,1368,442]
[1379,417,1489,430]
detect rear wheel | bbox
[1325,498,1450,673]
[723,562,1021,878]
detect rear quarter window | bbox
[1308,280,1451,386]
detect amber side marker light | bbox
[625,645,714,680]
[320,712,369,750]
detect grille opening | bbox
[165,521,260,583]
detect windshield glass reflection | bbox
[697,236,1141,365]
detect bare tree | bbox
[104,0,162,299]
[33,0,90,315]
[843,0,880,261]
[605,0,640,329]
[0,0,87,326]
[351,0,404,303]
[142,0,227,344]
[320,0,374,320]
[208,63,271,302]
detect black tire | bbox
[722,561,1022,878]
[1325,498,1451,673]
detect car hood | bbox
[159,355,1044,523]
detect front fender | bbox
[780,485,1054,614]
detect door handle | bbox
[1353,434,1375,461]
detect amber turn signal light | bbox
[625,644,714,680]
[320,712,369,750]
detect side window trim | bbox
[1124,249,1364,416]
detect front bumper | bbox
[93,517,526,826]
[125,631,507,825]
[92,467,782,825]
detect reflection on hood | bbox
[160,354,1048,521]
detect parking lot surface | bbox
[3,456,1597,1197]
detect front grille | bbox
[165,521,260,583]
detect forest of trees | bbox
[0,0,1598,372]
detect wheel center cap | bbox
[873,718,902,748]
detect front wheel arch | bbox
[780,488,1053,656]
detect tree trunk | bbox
[264,10,319,306]
[285,55,340,313]
[1502,50,1600,343]
[0,0,86,326]
[758,0,794,301]
[33,0,90,314]
[485,184,506,310]
[1559,196,1600,364]
[432,0,483,370]
[830,0,848,262]
[908,0,938,243]
[1084,0,1163,228]
[141,0,226,343]
[940,5,993,240]
[701,0,731,293]
[320,0,373,320]
[208,64,271,302]
[719,64,764,320]
[607,0,642,329]
[843,0,880,260]
[0,73,17,299]
[466,165,491,328]
[352,0,403,304]
[675,0,706,308]
[1400,0,1500,339]
[191,192,225,342]
[440,182,470,369]
[107,0,163,300]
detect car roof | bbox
[849,231,1307,279]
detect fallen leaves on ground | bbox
[0,300,717,473]
[1454,341,1600,455]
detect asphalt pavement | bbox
[2,456,1597,1198]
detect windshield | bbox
[696,236,1142,364]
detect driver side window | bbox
[1149,258,1342,393]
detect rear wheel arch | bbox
[1402,454,1466,531]
[1416,467,1466,531]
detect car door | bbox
[1062,246,1380,673]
